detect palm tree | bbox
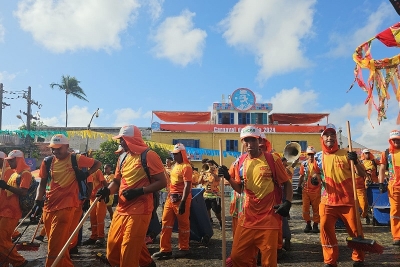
[50,75,88,127]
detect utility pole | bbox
[21,86,41,157]
[0,83,10,131]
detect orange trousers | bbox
[232,216,238,238]
[319,203,364,265]
[388,182,400,241]
[356,188,368,218]
[43,207,76,267]
[231,224,278,267]
[160,197,191,252]
[107,213,152,267]
[302,191,321,223]
[69,203,83,248]
[0,217,25,267]
[90,199,107,239]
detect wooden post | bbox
[219,139,226,267]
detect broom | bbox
[219,139,226,267]
[345,120,384,254]
[16,217,42,251]
[51,196,100,267]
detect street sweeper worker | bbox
[96,125,166,267]
[378,129,400,246]
[219,125,292,267]
[152,143,193,260]
[298,146,322,233]
[315,124,366,267]
[0,150,30,267]
[34,134,101,267]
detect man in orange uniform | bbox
[298,146,321,233]
[0,150,31,267]
[34,134,101,267]
[152,143,193,260]
[160,157,173,212]
[314,124,366,267]
[378,130,400,245]
[361,149,380,185]
[82,168,107,246]
[219,126,292,267]
[96,125,166,267]
[103,164,114,221]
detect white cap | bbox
[240,126,261,140]
[171,143,186,153]
[112,125,142,139]
[0,151,6,159]
[321,123,336,136]
[389,130,400,140]
[5,150,24,159]
[362,149,370,153]
[306,146,316,154]
[48,134,69,148]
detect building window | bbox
[172,139,200,148]
[218,112,234,124]
[286,140,307,152]
[226,140,238,152]
[238,113,251,125]
[251,113,268,124]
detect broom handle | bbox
[346,121,363,235]
[0,160,6,194]
[219,139,226,267]
[14,209,34,232]
[30,216,43,243]
[51,197,100,267]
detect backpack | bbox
[385,149,391,171]
[119,148,160,211]
[45,154,89,200]
[16,171,39,217]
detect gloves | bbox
[82,199,90,212]
[311,176,319,186]
[0,180,9,190]
[273,200,292,217]
[122,187,144,201]
[347,151,358,165]
[32,200,44,217]
[96,186,110,201]
[379,183,388,194]
[218,165,230,181]
[178,200,186,215]
[296,185,302,195]
[75,169,90,181]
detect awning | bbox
[269,113,329,125]
[153,111,211,123]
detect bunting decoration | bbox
[350,22,400,124]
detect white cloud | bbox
[0,71,17,82]
[219,0,316,82]
[327,2,394,57]
[40,106,97,127]
[151,9,207,66]
[14,0,140,53]
[0,23,5,43]
[266,87,319,113]
[147,0,164,21]
[113,107,149,126]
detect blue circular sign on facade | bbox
[231,88,256,111]
[151,121,160,131]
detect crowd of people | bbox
[0,124,399,266]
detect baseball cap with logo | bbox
[362,149,370,153]
[5,150,24,159]
[321,123,337,137]
[389,130,400,140]
[113,125,142,140]
[0,151,6,159]
[306,146,316,154]
[48,134,69,148]
[240,126,261,140]
[171,143,186,154]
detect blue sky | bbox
[1,0,400,151]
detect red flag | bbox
[376,22,400,47]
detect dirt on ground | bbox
[16,195,400,267]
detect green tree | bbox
[93,140,171,170]
[50,75,88,127]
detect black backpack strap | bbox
[71,153,85,197]
[44,156,54,183]
[141,148,151,181]
[385,149,390,171]
[119,152,128,170]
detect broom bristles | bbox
[16,242,40,251]
[346,237,384,254]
